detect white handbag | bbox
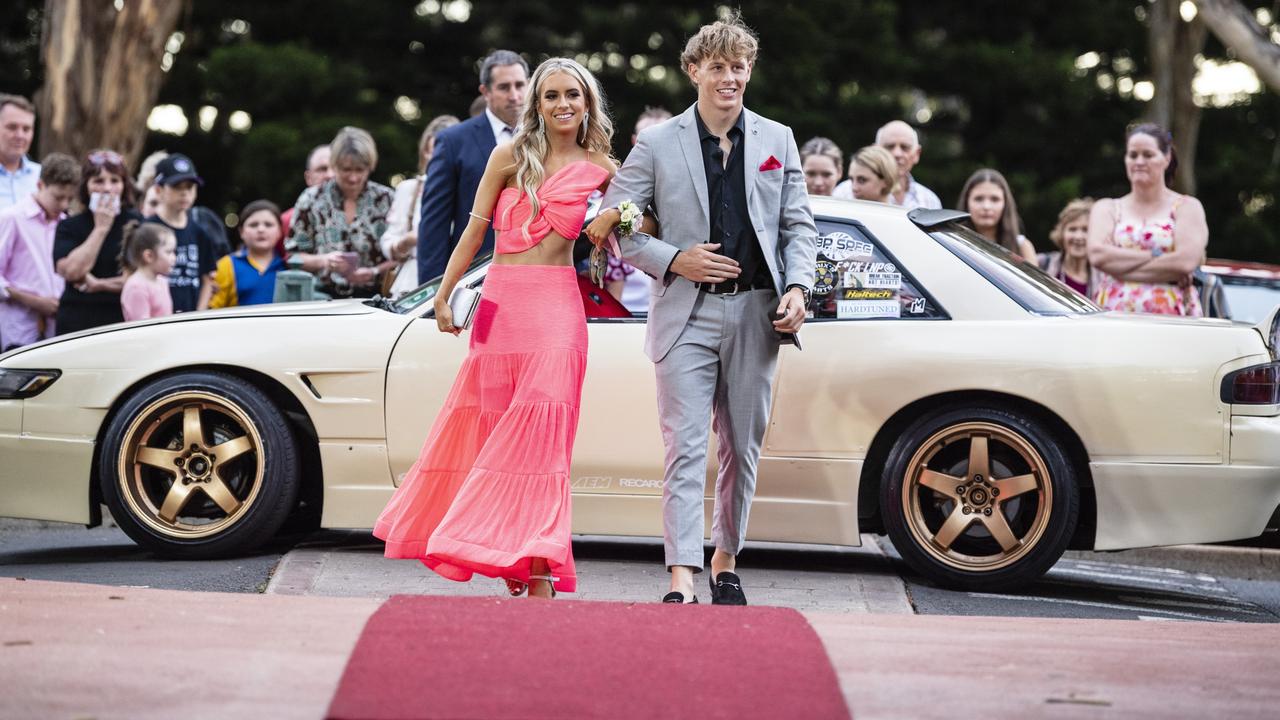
[447,285,481,330]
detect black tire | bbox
[880,404,1078,592]
[99,371,299,558]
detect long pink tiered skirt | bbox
[373,264,587,592]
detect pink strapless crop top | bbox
[493,160,610,253]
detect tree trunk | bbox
[1195,0,1280,93]
[35,0,188,169]
[1148,0,1209,194]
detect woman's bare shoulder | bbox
[489,142,517,165]
[588,151,618,175]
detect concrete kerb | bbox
[1064,544,1280,580]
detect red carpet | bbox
[326,595,849,720]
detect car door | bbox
[383,265,672,538]
[752,217,949,546]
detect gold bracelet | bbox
[468,211,490,223]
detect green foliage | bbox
[4,0,1277,260]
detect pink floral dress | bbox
[1094,195,1202,316]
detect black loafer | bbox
[662,591,698,604]
[709,572,747,606]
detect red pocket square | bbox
[759,155,782,172]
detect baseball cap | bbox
[154,153,204,186]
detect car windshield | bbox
[929,222,1100,316]
[1220,281,1280,325]
[391,253,493,315]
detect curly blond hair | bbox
[681,11,759,74]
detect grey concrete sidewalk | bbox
[265,533,916,614]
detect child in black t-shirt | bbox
[144,153,216,313]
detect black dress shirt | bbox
[695,110,772,290]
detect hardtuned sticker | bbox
[843,270,902,290]
[816,232,875,262]
[841,288,896,300]
[813,261,838,295]
[837,299,901,318]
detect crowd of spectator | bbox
[800,118,1208,318]
[0,56,1211,352]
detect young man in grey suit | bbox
[589,14,817,605]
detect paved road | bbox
[3,518,1278,621]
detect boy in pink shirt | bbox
[119,221,176,321]
[0,153,79,351]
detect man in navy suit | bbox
[417,50,528,282]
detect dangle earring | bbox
[538,114,545,135]
[579,112,589,144]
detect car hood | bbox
[0,299,380,361]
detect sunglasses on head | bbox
[87,150,123,166]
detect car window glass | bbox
[930,222,1098,315]
[811,219,945,320]
[1219,281,1280,324]
[392,253,492,315]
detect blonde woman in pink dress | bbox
[374,58,618,600]
[1088,123,1207,316]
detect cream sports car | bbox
[3,198,1280,591]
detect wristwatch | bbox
[785,283,812,306]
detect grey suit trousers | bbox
[657,287,780,570]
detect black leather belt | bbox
[696,278,774,295]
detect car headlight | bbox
[0,369,61,399]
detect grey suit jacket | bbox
[603,104,818,362]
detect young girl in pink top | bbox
[119,221,176,321]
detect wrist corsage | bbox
[617,200,641,238]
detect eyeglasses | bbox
[87,150,123,166]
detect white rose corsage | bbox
[617,200,641,238]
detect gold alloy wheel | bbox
[901,421,1052,572]
[117,391,265,539]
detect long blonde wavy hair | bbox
[505,57,614,241]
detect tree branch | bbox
[1194,0,1280,93]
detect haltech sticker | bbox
[841,288,895,300]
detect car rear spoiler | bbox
[908,208,971,230]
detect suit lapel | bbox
[677,107,710,230]
[744,108,766,231]
[472,116,496,157]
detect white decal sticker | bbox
[843,271,902,290]
[841,260,898,274]
[837,300,901,319]
[618,478,663,490]
[907,297,927,314]
[816,232,874,262]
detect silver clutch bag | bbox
[447,285,481,329]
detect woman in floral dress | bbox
[1087,123,1207,316]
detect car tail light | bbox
[1222,361,1280,404]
